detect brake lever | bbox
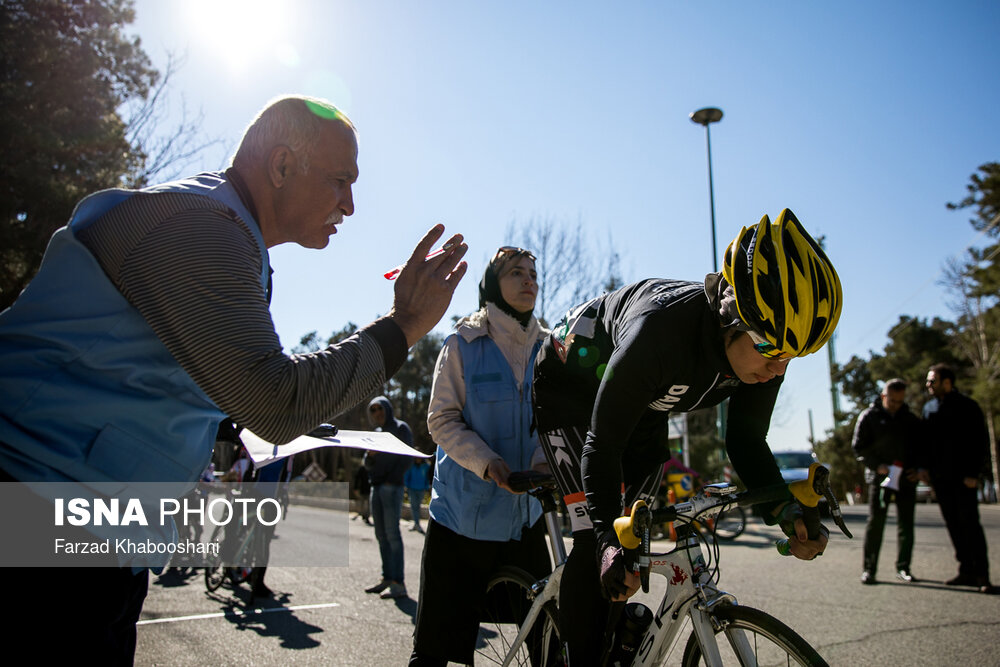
[810,464,852,539]
[823,486,853,539]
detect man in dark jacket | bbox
[923,364,994,594]
[853,378,924,584]
[363,396,414,599]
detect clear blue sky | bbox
[130,1,999,450]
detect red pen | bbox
[384,243,455,280]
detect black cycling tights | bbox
[560,530,616,665]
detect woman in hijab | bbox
[409,247,551,666]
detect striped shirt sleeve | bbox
[76,192,407,444]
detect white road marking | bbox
[137,601,341,626]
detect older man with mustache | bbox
[0,95,468,663]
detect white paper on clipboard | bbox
[240,429,432,468]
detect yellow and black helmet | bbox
[722,209,842,358]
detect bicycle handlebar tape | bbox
[614,499,647,550]
[506,470,554,494]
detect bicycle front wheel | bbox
[713,506,746,541]
[204,523,227,591]
[681,604,827,667]
[476,566,564,667]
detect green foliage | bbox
[947,162,1000,235]
[0,0,158,308]
[383,332,446,453]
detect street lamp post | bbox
[690,107,726,451]
[689,107,724,272]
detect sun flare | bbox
[184,0,294,71]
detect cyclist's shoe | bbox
[895,569,915,583]
[860,571,876,585]
[380,581,408,599]
[365,578,391,594]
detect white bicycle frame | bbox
[633,532,749,667]
[498,498,761,667]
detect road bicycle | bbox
[475,464,852,666]
[203,488,267,592]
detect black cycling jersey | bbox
[533,278,788,546]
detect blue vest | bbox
[0,173,269,492]
[428,334,543,541]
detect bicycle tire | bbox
[681,604,827,667]
[476,565,564,667]
[713,506,746,541]
[204,523,227,591]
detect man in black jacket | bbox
[853,378,924,584]
[923,364,994,594]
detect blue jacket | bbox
[0,172,268,493]
[429,334,542,541]
[405,460,431,491]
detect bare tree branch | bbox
[122,51,226,186]
[505,214,624,326]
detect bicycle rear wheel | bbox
[713,506,746,541]
[681,604,827,666]
[476,566,564,667]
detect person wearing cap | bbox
[532,209,843,664]
[410,247,551,666]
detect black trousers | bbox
[11,566,148,664]
[934,479,990,579]
[537,424,662,666]
[410,518,551,666]
[2,466,149,664]
[863,481,916,575]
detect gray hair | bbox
[231,95,356,173]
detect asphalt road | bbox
[136,501,1000,666]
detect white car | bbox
[773,451,821,484]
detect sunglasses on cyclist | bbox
[747,331,791,361]
[494,246,536,262]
